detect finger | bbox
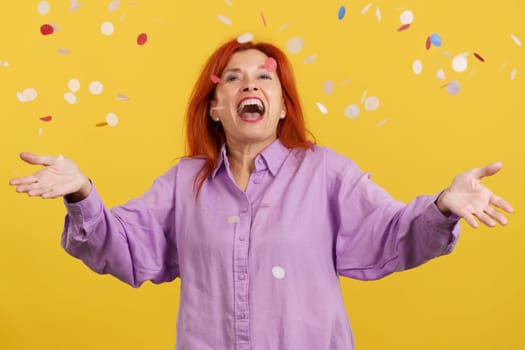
[490,194,514,213]
[462,213,479,228]
[474,211,496,228]
[28,187,48,197]
[9,175,39,186]
[19,152,58,166]
[16,181,43,193]
[472,162,503,179]
[485,207,508,226]
[42,188,61,199]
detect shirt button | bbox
[238,274,246,280]
[238,313,246,319]
[253,177,261,184]
[239,235,246,241]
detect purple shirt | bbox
[62,139,459,350]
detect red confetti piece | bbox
[397,24,410,32]
[425,36,431,50]
[137,33,148,46]
[473,52,485,62]
[211,74,221,84]
[264,57,277,73]
[96,122,108,127]
[260,12,267,27]
[40,24,54,36]
[40,115,52,122]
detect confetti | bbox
[412,59,423,75]
[38,1,50,15]
[96,122,108,127]
[340,79,350,86]
[211,74,221,84]
[108,0,120,12]
[425,36,431,50]
[224,0,233,6]
[322,80,335,95]
[287,37,304,54]
[116,93,129,101]
[376,7,382,22]
[70,0,81,11]
[101,22,115,36]
[376,119,388,128]
[217,15,232,25]
[452,53,468,72]
[106,112,119,126]
[40,24,54,36]
[264,57,277,73]
[38,128,43,136]
[511,34,522,47]
[260,12,267,27]
[510,68,517,80]
[447,81,460,95]
[473,52,485,62]
[364,96,380,111]
[228,215,240,224]
[279,23,289,31]
[400,10,414,25]
[137,33,148,45]
[64,92,77,104]
[397,23,410,32]
[316,102,328,115]
[40,115,52,122]
[338,6,346,20]
[17,88,37,102]
[360,90,367,104]
[89,81,104,95]
[361,3,372,14]
[68,78,80,92]
[237,32,254,44]
[0,61,9,67]
[436,68,446,80]
[58,48,71,55]
[304,54,317,64]
[499,60,508,71]
[344,104,360,119]
[430,33,442,47]
[272,266,285,279]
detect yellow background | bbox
[1,1,523,349]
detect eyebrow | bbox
[222,65,267,74]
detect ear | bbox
[209,100,219,121]
[280,100,287,119]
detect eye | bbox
[259,73,272,80]
[224,73,240,82]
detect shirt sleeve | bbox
[326,150,460,281]
[61,166,179,288]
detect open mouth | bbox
[237,98,266,121]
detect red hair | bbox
[185,38,314,196]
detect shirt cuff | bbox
[63,181,104,225]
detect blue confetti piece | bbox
[338,6,346,20]
[430,33,442,47]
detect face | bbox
[210,49,286,149]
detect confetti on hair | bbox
[264,57,277,73]
[473,52,485,62]
[397,24,410,32]
[40,115,52,122]
[211,74,221,84]
[260,12,267,27]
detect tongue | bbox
[238,104,263,120]
[240,112,262,120]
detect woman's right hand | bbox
[9,152,92,202]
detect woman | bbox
[9,39,513,349]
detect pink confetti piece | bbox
[264,57,277,72]
[40,24,54,35]
[397,24,410,32]
[260,12,267,27]
[473,52,485,62]
[211,74,221,84]
[40,115,52,122]
[137,33,148,45]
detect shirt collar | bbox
[211,139,290,178]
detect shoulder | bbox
[290,144,361,175]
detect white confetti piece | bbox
[287,37,304,54]
[18,88,38,102]
[468,67,477,79]
[68,79,80,92]
[70,0,81,12]
[228,215,240,224]
[108,0,120,12]
[38,128,43,136]
[16,92,28,103]
[64,92,77,104]
[316,102,328,115]
[89,81,104,95]
[217,15,232,25]
[510,68,517,80]
[340,79,351,87]
[344,104,360,119]
[58,48,71,55]
[452,53,469,73]
[499,60,509,71]
[364,96,380,111]
[116,93,129,101]
[511,34,522,47]
[323,80,335,95]
[272,266,285,279]
[376,119,388,128]
[360,90,368,104]
[38,1,50,15]
[447,81,460,95]
[400,10,414,25]
[412,59,423,75]
[279,23,289,31]
[361,3,372,14]
[303,54,317,64]
[436,68,446,80]
[237,32,254,44]
[106,112,119,126]
[0,61,9,67]
[376,7,382,22]
[101,22,115,36]
[224,0,233,6]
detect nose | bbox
[242,84,258,92]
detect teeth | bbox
[238,98,264,112]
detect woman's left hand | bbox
[436,162,514,228]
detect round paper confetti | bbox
[237,32,254,44]
[323,80,335,95]
[64,92,77,104]
[344,104,360,119]
[364,96,380,111]
[108,0,120,12]
[0,61,9,67]
[511,34,522,47]
[338,6,346,20]
[436,68,446,80]
[38,1,50,15]
[287,37,304,54]
[228,215,240,224]
[23,88,37,101]
[316,102,328,115]
[264,57,277,73]
[447,81,460,95]
[101,22,115,36]
[452,53,468,73]
[400,10,414,24]
[217,15,232,25]
[68,78,80,92]
[106,112,119,126]
[272,266,285,279]
[89,81,104,95]
[137,33,148,45]
[304,54,317,64]
[412,59,423,75]
[40,24,54,35]
[429,33,442,47]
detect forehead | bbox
[224,49,269,69]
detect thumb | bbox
[19,152,59,166]
[473,161,503,179]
